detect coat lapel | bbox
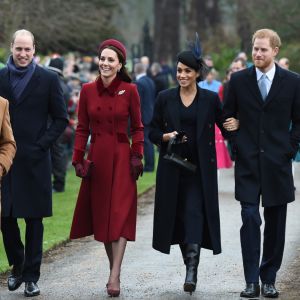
[16,66,41,106]
[245,66,263,103]
[0,68,16,105]
[264,65,285,106]
[167,87,181,130]
[196,87,210,140]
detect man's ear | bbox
[273,47,279,57]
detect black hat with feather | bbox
[177,33,207,81]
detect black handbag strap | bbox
[167,136,176,155]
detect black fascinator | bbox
[188,32,202,61]
[177,33,207,81]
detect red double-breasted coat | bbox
[70,76,144,242]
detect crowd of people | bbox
[0,27,299,300]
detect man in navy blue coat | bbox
[0,29,68,297]
[134,62,156,171]
[223,29,300,298]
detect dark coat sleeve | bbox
[149,92,165,146]
[214,93,227,136]
[222,75,239,147]
[36,73,68,150]
[289,75,300,156]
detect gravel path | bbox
[1,166,300,299]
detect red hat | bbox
[99,39,126,61]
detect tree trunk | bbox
[153,0,180,62]
[236,0,252,53]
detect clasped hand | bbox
[163,131,187,143]
[223,118,239,131]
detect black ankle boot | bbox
[180,243,200,294]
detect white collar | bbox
[136,73,147,80]
[256,64,276,81]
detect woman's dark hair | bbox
[98,45,132,83]
[177,50,208,82]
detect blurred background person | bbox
[134,62,156,172]
[198,68,221,93]
[236,51,253,67]
[203,54,214,70]
[278,57,289,70]
[150,62,169,97]
[47,57,71,193]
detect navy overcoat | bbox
[223,65,300,207]
[0,65,68,217]
[149,86,224,254]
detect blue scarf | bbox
[7,55,36,101]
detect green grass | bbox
[0,160,157,273]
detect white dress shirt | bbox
[255,64,276,94]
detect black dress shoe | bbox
[261,283,279,298]
[240,283,260,298]
[24,282,40,297]
[8,264,23,291]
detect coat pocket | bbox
[117,133,129,144]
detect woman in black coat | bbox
[149,47,238,294]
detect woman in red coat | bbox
[70,39,144,297]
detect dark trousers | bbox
[143,126,155,171]
[240,201,287,284]
[51,137,67,192]
[1,217,44,283]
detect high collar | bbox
[96,75,122,96]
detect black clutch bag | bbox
[163,137,197,173]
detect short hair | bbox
[134,62,147,75]
[252,29,281,49]
[11,29,35,46]
[150,62,162,74]
[232,57,247,68]
[279,57,289,65]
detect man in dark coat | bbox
[47,57,71,193]
[0,29,68,297]
[223,28,300,298]
[134,62,156,171]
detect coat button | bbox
[209,141,212,146]
[211,158,215,163]
[97,107,101,111]
[260,149,264,153]
[109,107,112,110]
[208,123,212,128]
